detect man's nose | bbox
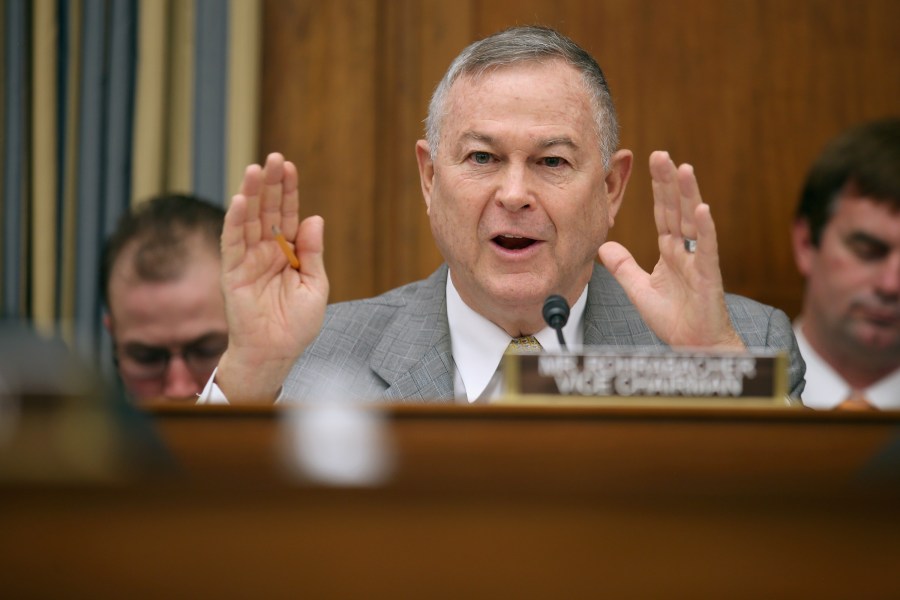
[875,252,900,298]
[495,163,533,211]
[162,355,202,399]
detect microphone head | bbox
[542,294,570,330]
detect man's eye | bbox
[846,235,890,262]
[126,348,169,365]
[850,242,889,262]
[542,156,565,168]
[184,334,229,360]
[471,151,492,164]
[188,343,228,360]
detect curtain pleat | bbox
[131,0,169,206]
[0,0,7,294]
[166,0,195,193]
[58,0,83,345]
[2,0,28,320]
[193,0,228,205]
[72,0,108,358]
[31,0,57,335]
[100,0,136,236]
[227,0,261,201]
[95,0,137,372]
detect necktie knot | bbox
[508,335,542,353]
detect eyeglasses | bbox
[114,333,228,381]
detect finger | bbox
[693,202,721,277]
[221,194,248,273]
[238,161,259,195]
[649,151,668,234]
[295,215,328,293]
[678,164,703,241]
[240,164,263,247]
[649,151,680,237]
[598,241,649,300]
[281,160,300,242]
[260,152,286,240]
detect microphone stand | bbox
[542,294,570,351]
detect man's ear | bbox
[792,218,815,277]
[103,312,113,334]
[416,140,435,214]
[604,149,634,227]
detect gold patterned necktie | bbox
[508,335,543,353]
[835,390,877,411]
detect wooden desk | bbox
[2,405,899,598]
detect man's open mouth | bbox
[493,234,538,250]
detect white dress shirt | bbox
[793,322,900,410]
[198,271,587,405]
[446,271,586,403]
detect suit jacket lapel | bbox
[370,265,456,403]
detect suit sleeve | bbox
[765,307,807,400]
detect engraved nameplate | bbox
[499,348,793,408]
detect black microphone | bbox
[542,294,570,351]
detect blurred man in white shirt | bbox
[791,118,900,410]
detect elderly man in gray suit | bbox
[204,26,804,405]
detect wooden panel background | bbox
[259,0,900,317]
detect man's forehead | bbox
[448,59,583,98]
[832,195,900,241]
[440,62,594,142]
[108,249,222,311]
[835,195,900,220]
[111,236,219,277]
[107,270,226,348]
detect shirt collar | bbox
[446,270,586,402]
[794,321,900,409]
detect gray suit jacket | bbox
[283,264,805,402]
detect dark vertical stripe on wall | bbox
[55,0,71,318]
[72,0,137,368]
[97,0,136,372]
[102,0,135,236]
[2,0,28,319]
[0,3,5,230]
[193,0,228,205]
[73,0,106,358]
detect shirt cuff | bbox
[196,367,228,405]
[194,366,285,405]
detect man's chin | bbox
[852,324,900,354]
[484,280,550,309]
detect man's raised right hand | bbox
[216,153,329,403]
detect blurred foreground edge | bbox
[0,319,174,483]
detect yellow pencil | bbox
[272,225,301,270]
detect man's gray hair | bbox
[424,26,619,169]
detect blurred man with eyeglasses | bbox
[101,194,227,402]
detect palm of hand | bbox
[634,236,731,348]
[224,237,327,360]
